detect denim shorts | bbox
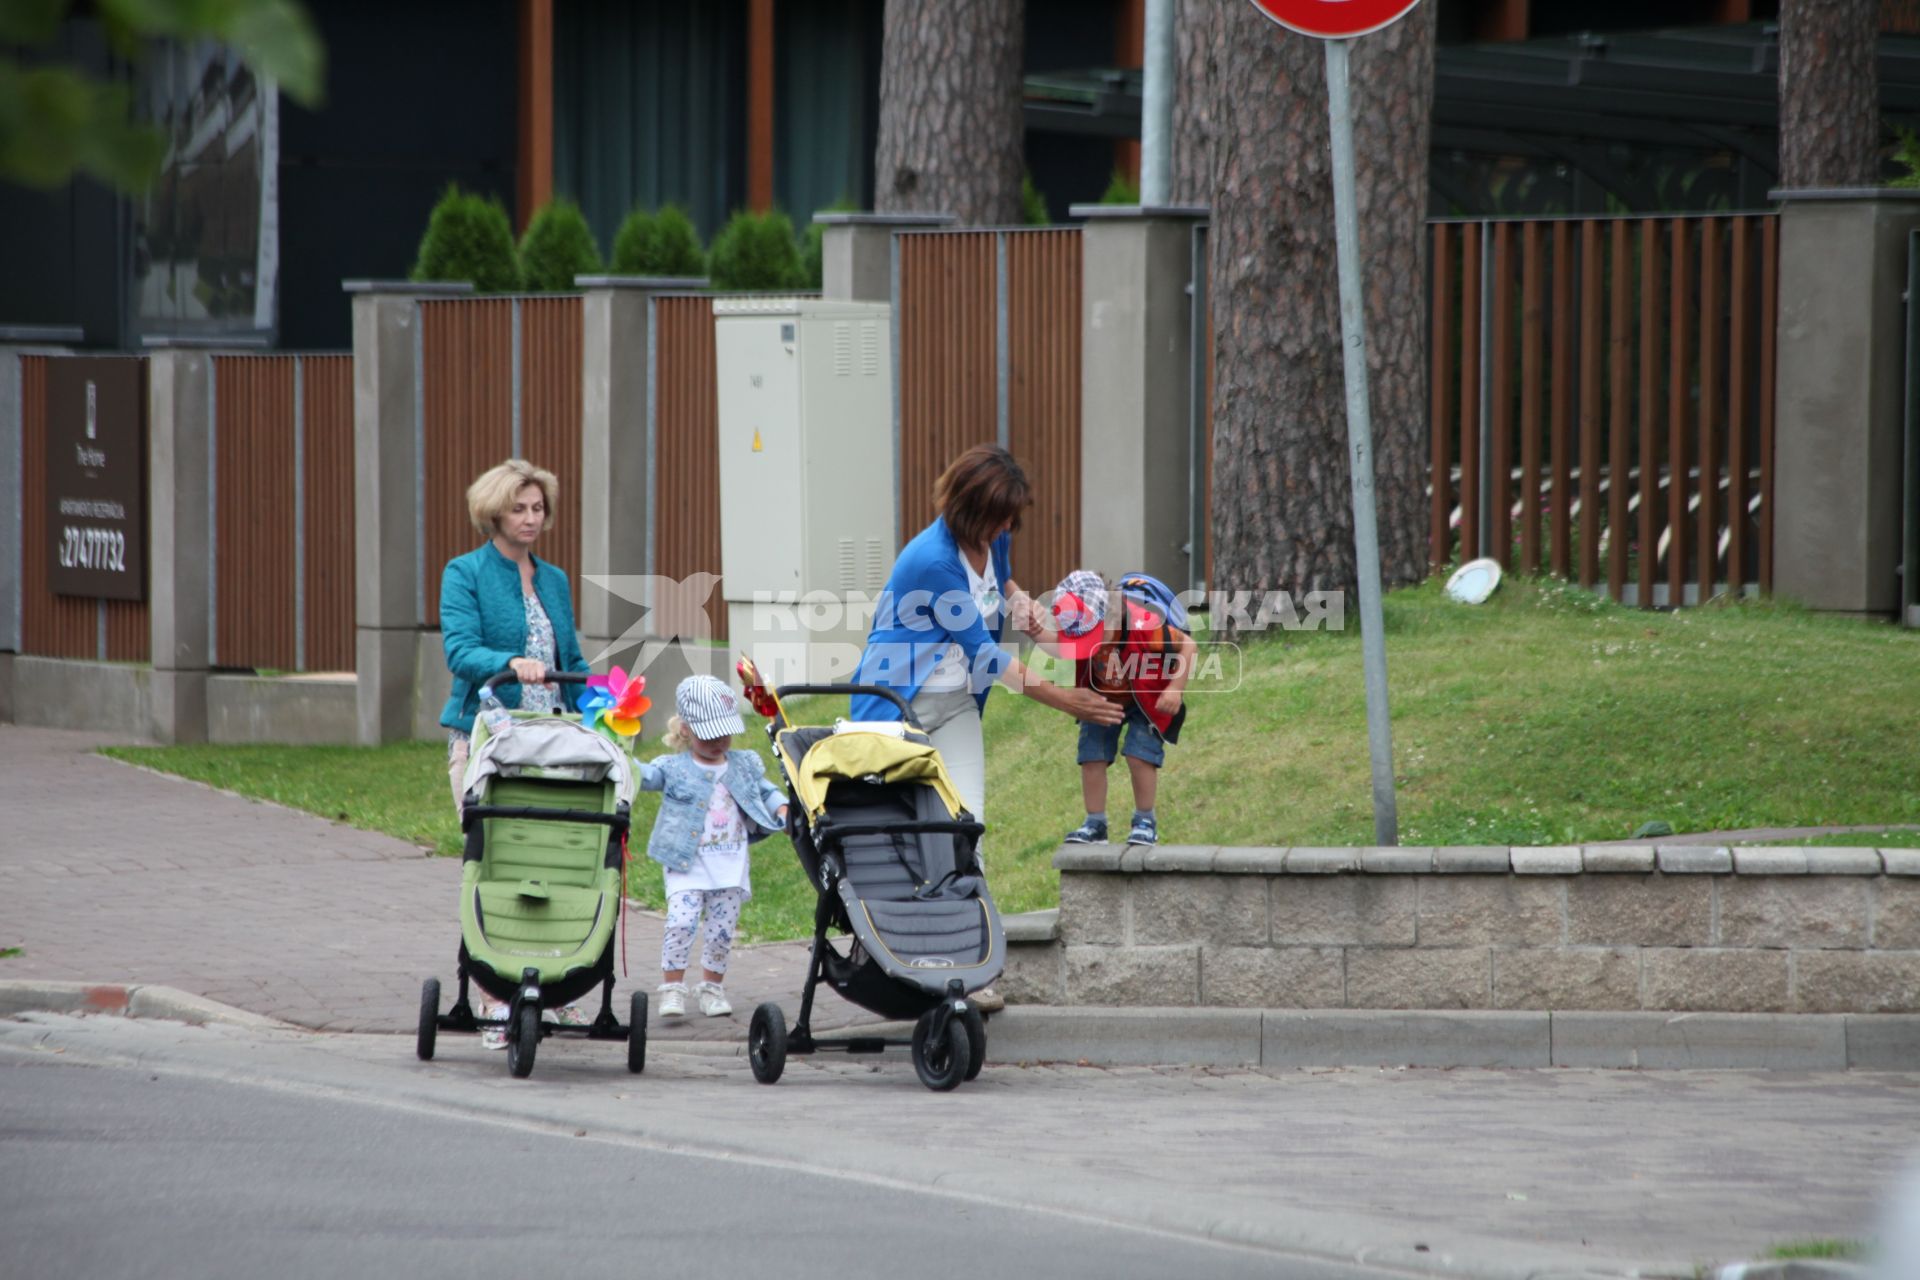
[1077,702,1166,768]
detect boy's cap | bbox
[676,674,745,739]
[1050,570,1109,660]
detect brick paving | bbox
[0,726,877,1039]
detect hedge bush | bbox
[611,204,707,277]
[411,185,520,292]
[1021,173,1049,226]
[1100,169,1141,205]
[708,209,805,290]
[517,198,601,291]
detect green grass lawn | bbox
[102,576,1920,942]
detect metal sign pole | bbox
[1324,35,1399,845]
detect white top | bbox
[663,760,752,898]
[920,551,1000,693]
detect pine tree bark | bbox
[1779,0,1880,188]
[873,0,1027,226]
[1200,5,1435,619]
[1171,0,1223,206]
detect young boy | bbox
[1046,570,1197,847]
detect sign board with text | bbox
[45,357,147,600]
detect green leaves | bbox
[611,204,707,278]
[411,184,521,293]
[0,0,322,192]
[707,209,805,291]
[0,63,165,189]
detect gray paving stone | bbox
[1262,1010,1550,1068]
[1211,846,1289,874]
[1431,846,1511,874]
[1551,1011,1848,1069]
[1803,847,1884,876]
[1656,845,1733,874]
[1002,908,1059,944]
[1732,847,1809,875]
[1284,847,1359,874]
[1844,1014,1920,1069]
[987,1006,1262,1067]
[1882,849,1920,877]
[1581,844,1657,873]
[1140,844,1218,873]
[1358,846,1434,874]
[1512,846,1582,875]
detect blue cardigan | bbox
[439,542,589,733]
[850,517,1013,721]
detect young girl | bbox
[635,674,789,1018]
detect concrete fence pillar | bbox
[575,276,706,681]
[146,346,213,743]
[344,280,471,744]
[816,212,954,303]
[1072,205,1209,589]
[1772,190,1920,615]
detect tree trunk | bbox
[873,0,1027,226]
[1171,0,1222,207]
[1779,0,1880,188]
[1202,5,1435,621]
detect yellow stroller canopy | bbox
[780,728,967,822]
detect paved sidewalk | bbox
[0,727,874,1040]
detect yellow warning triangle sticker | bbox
[752,428,762,452]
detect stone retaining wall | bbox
[1000,844,1920,1014]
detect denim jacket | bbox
[636,750,788,873]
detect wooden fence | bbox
[212,354,355,672]
[419,296,583,626]
[1427,214,1779,606]
[896,227,1084,595]
[652,294,726,640]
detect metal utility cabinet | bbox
[715,297,895,686]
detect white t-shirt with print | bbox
[921,552,1000,693]
[663,760,752,898]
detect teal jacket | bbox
[439,543,588,733]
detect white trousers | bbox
[909,684,986,827]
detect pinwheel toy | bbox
[581,666,651,739]
[736,655,781,720]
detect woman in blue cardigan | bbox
[439,459,589,811]
[851,444,1121,829]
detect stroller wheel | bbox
[960,1004,986,1082]
[416,979,440,1061]
[911,1010,970,1092]
[627,990,648,1074]
[748,1003,787,1085]
[507,1004,540,1079]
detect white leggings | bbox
[661,887,746,976]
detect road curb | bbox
[0,981,289,1030]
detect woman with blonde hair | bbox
[439,459,592,1042]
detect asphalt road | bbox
[1,1053,1402,1280]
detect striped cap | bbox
[675,674,745,740]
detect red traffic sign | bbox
[1248,0,1422,39]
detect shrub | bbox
[1893,127,1920,190]
[1021,173,1050,226]
[611,204,707,277]
[1100,169,1141,205]
[516,198,602,291]
[707,209,805,290]
[411,184,520,292]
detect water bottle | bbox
[478,689,513,741]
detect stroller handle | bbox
[772,682,923,729]
[478,668,590,700]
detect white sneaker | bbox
[658,982,688,1019]
[479,1001,509,1049]
[696,982,732,1017]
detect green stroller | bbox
[415,670,646,1078]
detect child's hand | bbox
[1154,688,1183,719]
[776,804,789,824]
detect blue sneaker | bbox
[1127,813,1158,846]
[1063,817,1109,845]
